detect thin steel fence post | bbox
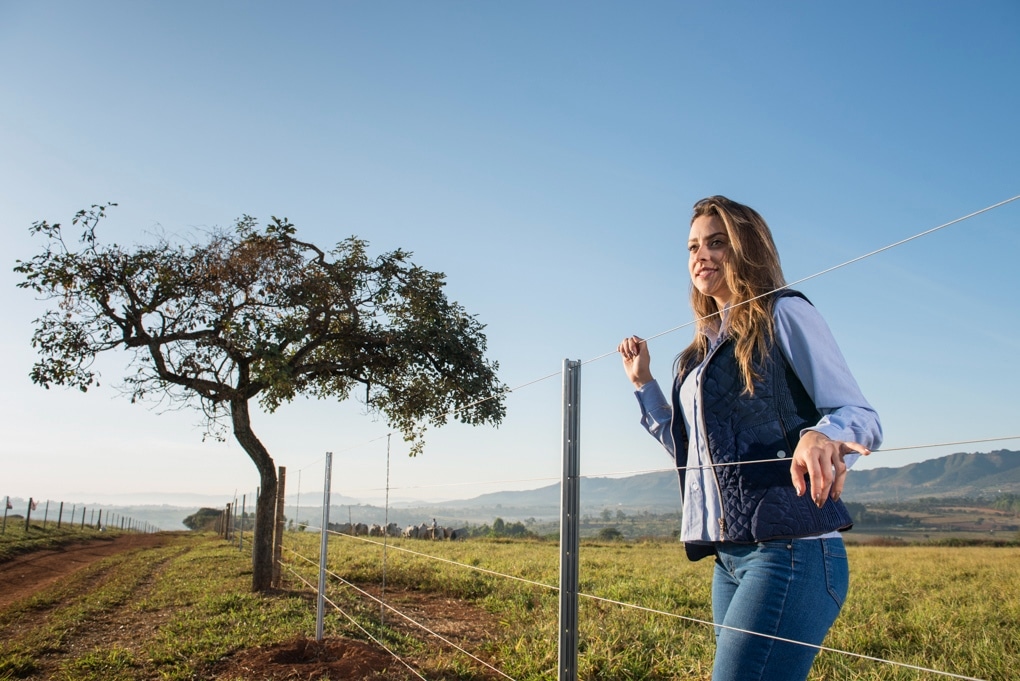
[239,494,246,551]
[559,359,581,681]
[316,452,333,642]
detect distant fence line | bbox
[1,495,160,535]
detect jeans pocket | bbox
[821,539,849,609]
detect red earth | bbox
[0,533,172,610]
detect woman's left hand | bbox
[791,431,871,508]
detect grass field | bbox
[283,532,1020,680]
[0,522,112,561]
[1,530,1018,680]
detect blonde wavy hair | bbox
[677,196,787,394]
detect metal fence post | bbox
[316,452,334,642]
[559,359,581,681]
[273,467,287,588]
[239,494,246,551]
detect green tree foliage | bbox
[182,508,223,531]
[597,527,623,541]
[15,204,507,591]
[993,493,1020,515]
[488,517,533,538]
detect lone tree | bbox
[15,204,507,591]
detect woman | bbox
[618,196,881,681]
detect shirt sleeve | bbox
[773,295,883,465]
[634,380,676,458]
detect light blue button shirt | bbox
[635,296,883,543]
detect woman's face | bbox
[688,214,733,307]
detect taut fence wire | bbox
[249,197,1020,680]
[282,546,519,681]
[276,524,999,681]
[272,431,1019,681]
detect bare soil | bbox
[0,533,172,610]
[0,534,501,680]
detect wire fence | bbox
[228,428,1016,680]
[271,478,1014,681]
[217,196,1020,679]
[0,495,161,535]
[99,192,1007,681]
[216,455,1020,681]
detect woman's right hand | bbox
[618,335,654,389]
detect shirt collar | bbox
[703,303,730,348]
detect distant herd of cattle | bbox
[327,520,467,540]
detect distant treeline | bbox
[992,494,1020,515]
[842,502,919,528]
[183,494,1020,540]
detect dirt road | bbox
[0,533,172,609]
[0,533,495,680]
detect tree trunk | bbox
[231,397,278,592]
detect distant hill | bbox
[444,471,681,513]
[841,449,1020,502]
[32,450,1013,532]
[409,449,1020,519]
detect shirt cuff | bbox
[635,380,672,429]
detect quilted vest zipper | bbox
[697,338,728,540]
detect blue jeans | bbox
[710,537,848,681]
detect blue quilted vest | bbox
[672,291,854,562]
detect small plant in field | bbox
[597,526,624,541]
[58,648,137,681]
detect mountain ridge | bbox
[415,449,1020,514]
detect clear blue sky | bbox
[2,1,1018,506]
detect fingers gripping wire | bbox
[578,435,1020,480]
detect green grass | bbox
[282,532,1020,680]
[2,531,1019,680]
[0,534,324,680]
[57,648,138,681]
[0,522,120,561]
